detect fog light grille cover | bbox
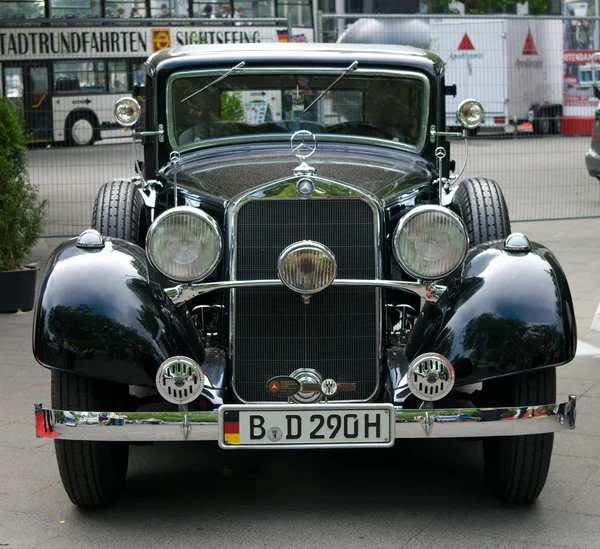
[408,353,455,401]
[156,356,205,405]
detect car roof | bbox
[146,42,443,75]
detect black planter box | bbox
[0,266,39,313]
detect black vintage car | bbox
[34,43,577,508]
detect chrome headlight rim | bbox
[277,240,337,294]
[114,97,141,128]
[146,206,223,283]
[393,205,469,281]
[456,98,484,130]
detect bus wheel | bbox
[66,113,96,146]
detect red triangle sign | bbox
[458,33,475,50]
[522,28,537,55]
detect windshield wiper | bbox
[181,61,245,103]
[303,60,358,113]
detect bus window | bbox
[0,1,44,18]
[30,66,49,105]
[54,61,105,93]
[50,0,96,18]
[232,1,275,19]
[277,0,310,27]
[5,67,23,98]
[108,60,128,92]
[103,1,147,18]
[191,1,219,17]
[135,64,146,86]
[149,0,186,17]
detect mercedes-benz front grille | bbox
[233,198,379,402]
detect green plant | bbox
[0,97,47,271]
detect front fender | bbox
[406,241,576,384]
[33,238,205,386]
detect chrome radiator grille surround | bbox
[232,197,380,403]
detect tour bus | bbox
[0,0,314,145]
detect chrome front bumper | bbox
[35,397,576,442]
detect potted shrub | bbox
[0,97,47,313]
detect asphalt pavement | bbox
[1,218,600,549]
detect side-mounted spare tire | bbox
[92,180,146,246]
[451,177,556,503]
[450,177,510,244]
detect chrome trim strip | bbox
[34,395,576,442]
[165,278,446,305]
[226,177,384,404]
[166,68,430,154]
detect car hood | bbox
[164,142,435,205]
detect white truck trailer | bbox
[338,17,564,134]
[430,18,563,134]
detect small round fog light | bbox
[278,241,337,294]
[408,353,455,401]
[156,356,205,405]
[114,97,141,127]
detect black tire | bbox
[552,113,562,135]
[452,178,553,502]
[450,177,511,245]
[66,113,97,146]
[481,369,556,503]
[537,115,551,136]
[52,371,131,507]
[92,180,146,246]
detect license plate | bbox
[218,404,395,449]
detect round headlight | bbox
[393,206,468,280]
[456,99,484,130]
[146,206,222,282]
[114,97,141,127]
[278,241,337,294]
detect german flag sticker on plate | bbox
[222,409,240,446]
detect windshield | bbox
[169,71,427,150]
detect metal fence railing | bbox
[10,14,600,235]
[317,13,600,222]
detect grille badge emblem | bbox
[266,376,355,399]
[296,178,314,196]
[266,376,301,397]
[321,379,338,396]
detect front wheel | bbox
[482,368,556,503]
[52,371,131,507]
